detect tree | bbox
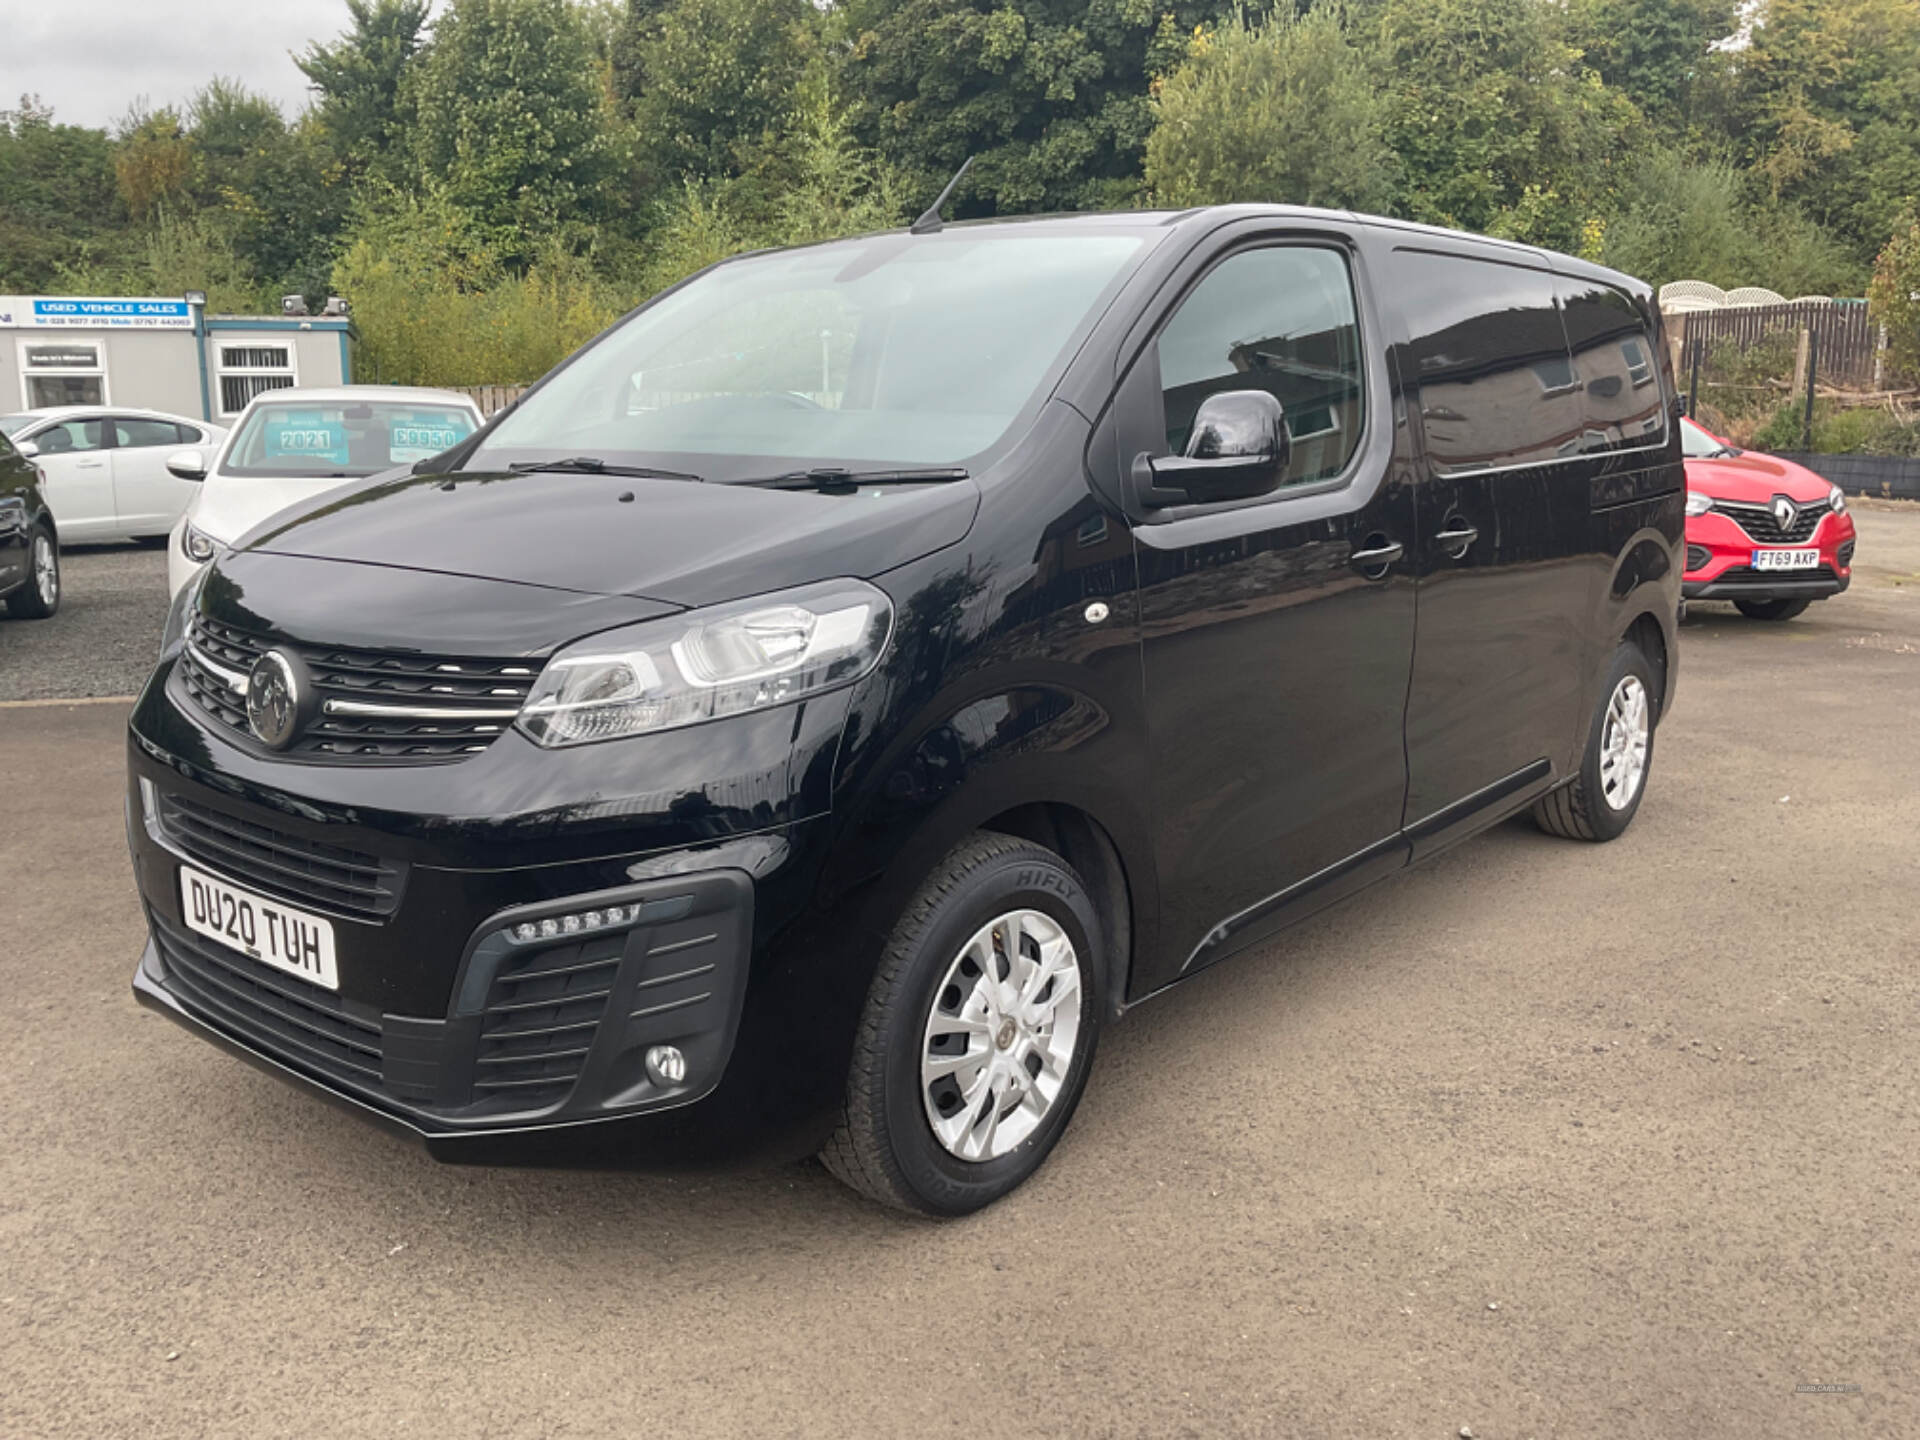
[618,0,815,186]
[1144,5,1396,213]
[1725,0,1920,256]
[112,105,195,220]
[296,0,431,181]
[1595,148,1863,294]
[1868,213,1920,382]
[837,0,1216,216]
[0,98,133,290]
[409,0,614,256]
[1366,0,1636,250]
[183,81,346,297]
[1567,0,1735,126]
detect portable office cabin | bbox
[0,296,350,424]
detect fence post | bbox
[1801,322,1819,451]
[1688,335,1703,417]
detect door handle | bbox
[76,459,105,469]
[1433,524,1478,559]
[1348,537,1404,578]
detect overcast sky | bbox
[1,0,358,130]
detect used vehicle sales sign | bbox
[0,296,195,329]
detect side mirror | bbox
[165,451,207,481]
[1132,390,1291,509]
[15,440,38,459]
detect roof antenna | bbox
[910,156,975,235]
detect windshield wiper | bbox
[507,456,705,482]
[742,466,970,492]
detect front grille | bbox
[473,935,625,1108]
[1838,539,1855,567]
[1709,565,1838,587]
[1686,544,1710,573]
[152,912,384,1089]
[1713,498,1825,545]
[158,791,405,920]
[181,615,539,762]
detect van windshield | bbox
[221,400,478,478]
[470,232,1146,473]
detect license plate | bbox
[178,864,338,990]
[1753,547,1819,571]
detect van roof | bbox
[915,204,1651,296]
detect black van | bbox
[128,207,1681,1214]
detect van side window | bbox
[1156,246,1364,488]
[1395,249,1580,474]
[1558,279,1667,453]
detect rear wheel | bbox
[1533,639,1655,842]
[1734,597,1810,621]
[821,832,1104,1215]
[6,527,59,619]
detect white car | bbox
[0,407,226,544]
[167,386,486,597]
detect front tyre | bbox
[1532,639,1656,843]
[1734,597,1810,621]
[821,832,1104,1215]
[6,527,59,619]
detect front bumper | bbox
[1682,508,1855,603]
[1683,570,1850,602]
[126,647,856,1164]
[131,869,770,1163]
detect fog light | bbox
[645,1045,687,1086]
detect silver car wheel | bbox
[920,908,1084,1162]
[1598,673,1649,811]
[33,534,57,606]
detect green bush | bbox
[333,186,620,385]
[1749,399,1920,457]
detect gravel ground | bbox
[0,542,170,701]
[1,508,1917,1437]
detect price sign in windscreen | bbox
[388,409,476,463]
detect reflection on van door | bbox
[1393,247,1595,854]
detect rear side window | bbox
[1557,278,1666,453]
[114,418,188,448]
[1395,249,1580,475]
[1155,245,1365,488]
[31,418,109,454]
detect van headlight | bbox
[517,578,893,748]
[1684,491,1713,517]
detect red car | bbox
[1681,417,1856,620]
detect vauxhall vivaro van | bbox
[129,206,1682,1213]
